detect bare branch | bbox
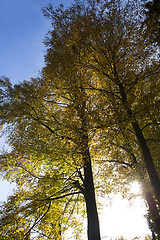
[49,191,82,201]
[95,158,132,168]
[142,122,160,131]
[17,164,42,179]
[146,138,160,142]
[24,201,51,238]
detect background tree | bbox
[0,64,102,239]
[42,0,160,232]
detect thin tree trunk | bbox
[77,90,101,240]
[119,82,160,207]
[132,122,160,206]
[145,191,160,236]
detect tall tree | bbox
[42,0,160,230]
[0,66,101,239]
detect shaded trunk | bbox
[132,122,160,207]
[119,82,160,207]
[82,134,101,240]
[145,191,160,236]
[77,92,101,240]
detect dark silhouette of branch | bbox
[95,159,132,168]
[49,191,81,201]
[24,201,51,238]
[146,138,160,142]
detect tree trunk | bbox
[132,122,160,207]
[77,92,101,240]
[82,134,101,240]
[145,191,160,236]
[118,82,160,207]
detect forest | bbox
[0,0,160,239]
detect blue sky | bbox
[0,0,72,200]
[0,0,71,84]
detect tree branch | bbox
[49,191,81,201]
[95,158,132,168]
[24,201,51,238]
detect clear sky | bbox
[0,0,151,238]
[0,0,71,84]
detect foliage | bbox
[144,0,160,45]
[0,76,87,238]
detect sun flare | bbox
[130,181,141,195]
[101,183,149,239]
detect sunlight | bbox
[75,182,150,239]
[100,182,150,239]
[130,181,141,195]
